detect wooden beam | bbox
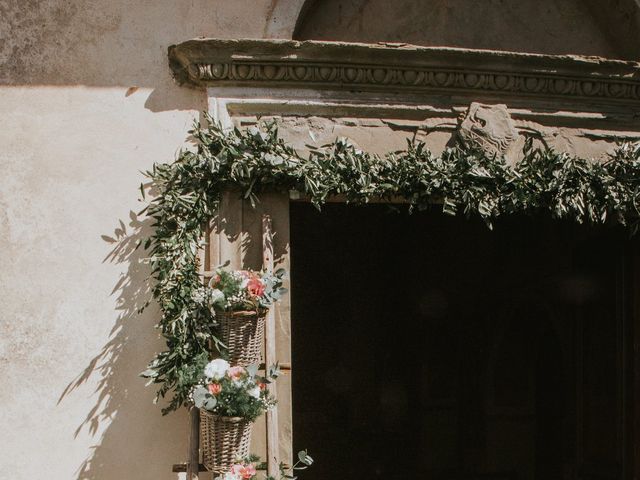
[186,407,201,479]
[263,214,280,478]
[173,463,207,473]
[186,226,207,480]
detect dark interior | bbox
[291,203,628,480]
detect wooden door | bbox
[573,236,628,480]
[289,203,634,480]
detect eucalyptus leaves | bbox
[142,114,640,414]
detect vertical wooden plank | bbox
[258,192,293,463]
[263,214,280,477]
[187,407,201,480]
[239,192,292,470]
[206,217,219,271]
[198,188,244,476]
[219,189,244,269]
[269,194,293,468]
[200,97,235,478]
[262,215,274,269]
[185,224,209,480]
[242,198,267,270]
[240,197,268,464]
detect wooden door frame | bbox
[178,195,640,480]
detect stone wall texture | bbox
[1,1,639,480]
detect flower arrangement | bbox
[208,263,287,313]
[215,451,314,480]
[193,359,280,421]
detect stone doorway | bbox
[291,203,629,480]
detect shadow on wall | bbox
[294,0,640,60]
[58,210,188,480]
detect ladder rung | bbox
[172,463,207,473]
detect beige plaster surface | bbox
[0,2,280,479]
[2,2,640,480]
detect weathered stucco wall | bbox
[2,2,640,480]
[0,2,279,480]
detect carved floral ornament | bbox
[169,39,640,105]
[192,63,638,100]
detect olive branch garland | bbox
[141,113,640,414]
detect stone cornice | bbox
[169,39,640,106]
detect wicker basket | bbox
[200,410,253,473]
[216,310,266,366]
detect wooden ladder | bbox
[173,213,280,480]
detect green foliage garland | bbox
[142,113,640,413]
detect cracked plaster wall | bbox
[2,2,640,480]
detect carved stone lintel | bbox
[169,39,640,106]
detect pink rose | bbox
[247,276,266,297]
[208,383,222,395]
[232,464,256,479]
[242,464,257,479]
[227,366,246,382]
[258,382,267,391]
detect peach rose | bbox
[227,366,246,382]
[247,276,265,297]
[208,383,222,395]
[232,464,257,479]
[258,382,267,391]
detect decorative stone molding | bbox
[169,39,640,106]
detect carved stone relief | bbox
[458,103,525,164]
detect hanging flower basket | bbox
[217,310,266,366]
[208,264,287,365]
[193,359,281,473]
[200,411,252,473]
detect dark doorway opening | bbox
[291,203,628,480]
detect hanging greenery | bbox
[141,113,640,413]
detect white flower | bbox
[204,359,230,380]
[209,288,225,305]
[221,473,241,480]
[247,386,261,399]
